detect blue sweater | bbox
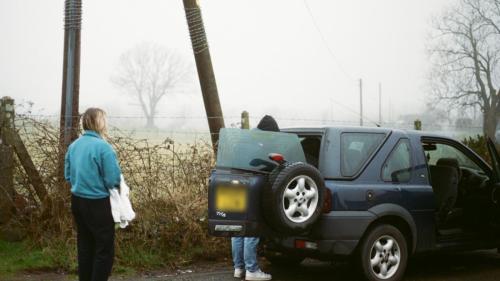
[64,130,121,199]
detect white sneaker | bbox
[245,269,272,281]
[234,268,245,278]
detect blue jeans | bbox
[231,237,260,272]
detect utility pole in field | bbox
[331,100,334,123]
[378,83,382,126]
[359,79,363,127]
[59,0,82,178]
[60,0,82,147]
[182,0,225,150]
[388,98,393,124]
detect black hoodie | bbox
[257,115,280,132]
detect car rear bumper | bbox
[265,237,359,258]
[266,211,375,257]
[311,211,375,240]
[210,211,375,256]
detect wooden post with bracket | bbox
[0,97,15,223]
[0,97,49,208]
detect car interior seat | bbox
[429,163,459,224]
[436,158,461,179]
[436,158,464,207]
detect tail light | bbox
[322,189,332,213]
[295,239,318,250]
[268,153,285,164]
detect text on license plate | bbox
[216,186,247,212]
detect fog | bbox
[0,0,453,130]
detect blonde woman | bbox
[64,108,121,281]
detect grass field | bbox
[0,117,229,276]
[0,240,153,279]
[0,240,57,278]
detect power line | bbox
[302,0,354,81]
[15,113,484,130]
[330,99,380,126]
[301,1,389,110]
[14,113,376,124]
[301,0,383,126]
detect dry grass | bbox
[5,116,228,272]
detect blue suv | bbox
[208,127,500,281]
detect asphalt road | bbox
[143,250,500,281]
[9,250,500,281]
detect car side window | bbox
[341,132,386,177]
[425,143,483,172]
[382,139,412,183]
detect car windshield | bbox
[216,128,306,172]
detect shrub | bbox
[6,116,228,272]
[462,134,491,165]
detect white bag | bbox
[110,174,136,228]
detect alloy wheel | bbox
[282,175,319,223]
[369,235,401,280]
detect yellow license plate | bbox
[216,186,247,212]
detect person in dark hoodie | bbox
[231,116,278,281]
[256,115,280,132]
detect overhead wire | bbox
[302,0,354,81]
[330,99,381,126]
[302,0,380,126]
[14,113,483,130]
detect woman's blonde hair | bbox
[81,108,107,135]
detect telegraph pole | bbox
[378,83,382,126]
[359,79,363,126]
[182,0,225,150]
[59,0,82,149]
[58,0,82,180]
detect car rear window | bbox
[341,132,386,177]
[216,128,306,172]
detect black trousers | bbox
[71,195,115,281]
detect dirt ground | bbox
[6,250,500,281]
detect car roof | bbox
[282,125,390,133]
[281,126,456,140]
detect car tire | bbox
[358,224,408,281]
[263,162,325,235]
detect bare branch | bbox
[111,43,194,128]
[428,0,500,138]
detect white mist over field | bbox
[1,0,453,132]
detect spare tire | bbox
[263,162,326,234]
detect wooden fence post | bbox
[0,97,49,207]
[0,97,15,223]
[241,111,250,129]
[0,145,14,224]
[0,96,15,134]
[414,119,422,131]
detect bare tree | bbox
[112,43,192,128]
[429,0,500,141]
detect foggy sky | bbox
[0,0,452,129]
